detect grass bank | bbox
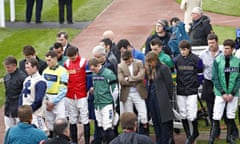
[4,0,112,22]
[176,0,240,17]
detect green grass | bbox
[212,25,235,44]
[0,28,80,76]
[203,0,240,17]
[4,0,112,22]
[176,0,240,17]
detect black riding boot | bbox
[214,120,220,139]
[238,105,240,124]
[84,123,90,144]
[190,119,199,142]
[208,120,219,144]
[226,119,237,144]
[168,120,175,144]
[48,130,54,138]
[102,128,115,144]
[188,119,199,144]
[70,124,78,144]
[91,127,103,144]
[138,123,149,136]
[182,119,191,144]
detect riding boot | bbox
[208,120,219,144]
[230,119,239,141]
[48,130,54,138]
[187,119,199,144]
[182,119,190,144]
[226,119,237,144]
[191,119,199,142]
[238,105,240,124]
[214,120,221,139]
[84,123,90,144]
[168,121,175,144]
[138,123,149,136]
[91,127,103,144]
[102,128,115,144]
[70,124,78,144]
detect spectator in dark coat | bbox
[188,7,213,46]
[58,0,73,24]
[145,52,175,144]
[44,118,71,144]
[25,0,43,23]
[110,112,154,144]
[102,30,121,63]
[19,45,47,75]
[99,38,119,71]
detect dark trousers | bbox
[92,121,116,144]
[92,120,102,143]
[202,79,215,121]
[26,0,43,22]
[202,79,221,136]
[148,94,174,144]
[58,0,73,23]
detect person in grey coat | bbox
[145,51,175,144]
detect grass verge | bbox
[176,0,240,17]
[4,0,112,22]
[0,28,80,77]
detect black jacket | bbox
[111,43,121,63]
[44,134,70,144]
[4,68,27,117]
[104,51,118,76]
[145,32,172,56]
[19,56,47,75]
[174,52,203,95]
[189,15,213,46]
[148,61,174,123]
[110,132,154,144]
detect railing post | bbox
[0,0,6,28]
[10,0,15,22]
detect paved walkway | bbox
[1,0,240,143]
[5,21,91,29]
[71,0,240,59]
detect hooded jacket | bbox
[168,21,190,57]
[189,15,213,46]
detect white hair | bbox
[192,7,203,15]
[92,45,106,55]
